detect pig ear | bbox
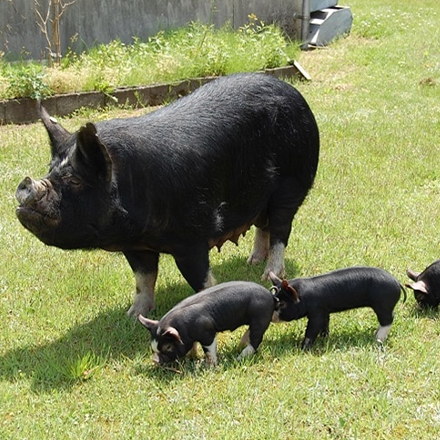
[162,327,184,345]
[269,271,282,287]
[38,101,71,158]
[406,269,420,281]
[75,123,113,183]
[137,314,159,330]
[405,280,428,294]
[281,279,300,303]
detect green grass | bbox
[0,19,299,100]
[1,0,440,438]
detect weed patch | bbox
[0,19,299,100]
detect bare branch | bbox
[59,0,78,18]
[34,0,53,59]
[34,0,77,65]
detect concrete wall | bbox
[0,0,303,61]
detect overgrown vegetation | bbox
[0,17,299,100]
[1,0,440,438]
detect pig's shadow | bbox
[0,256,300,392]
[264,320,392,357]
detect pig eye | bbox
[63,176,83,188]
[161,343,174,353]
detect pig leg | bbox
[375,324,392,342]
[319,316,330,338]
[173,244,216,291]
[302,313,330,349]
[238,318,271,359]
[124,250,159,317]
[202,338,218,367]
[262,180,309,279]
[247,228,270,265]
[239,328,250,347]
[263,241,286,280]
[237,328,256,358]
[374,310,394,342]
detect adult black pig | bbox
[15,73,319,317]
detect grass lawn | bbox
[1,0,440,438]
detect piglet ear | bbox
[407,269,420,281]
[269,271,282,287]
[281,280,300,303]
[163,326,183,345]
[405,280,428,294]
[137,314,159,330]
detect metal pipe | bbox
[300,0,310,50]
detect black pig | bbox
[137,281,277,366]
[15,73,319,316]
[406,260,440,308]
[270,267,406,349]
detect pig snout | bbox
[16,177,51,206]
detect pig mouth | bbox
[16,205,61,237]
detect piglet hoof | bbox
[375,339,386,352]
[237,344,256,360]
[301,338,313,351]
[127,295,155,318]
[205,354,218,368]
[375,324,392,343]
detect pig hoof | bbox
[127,296,155,317]
[247,252,267,266]
[261,266,285,281]
[237,344,256,360]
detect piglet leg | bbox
[237,328,256,359]
[202,338,218,367]
[302,313,330,349]
[375,324,392,343]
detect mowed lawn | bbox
[1,0,440,438]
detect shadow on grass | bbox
[0,256,303,392]
[264,322,388,356]
[133,322,393,383]
[0,305,143,393]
